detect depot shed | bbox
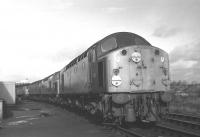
[0,82,16,104]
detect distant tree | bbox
[191,81,198,85]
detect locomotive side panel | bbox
[16,83,30,96]
[59,69,65,94]
[30,72,60,96]
[51,72,60,95]
[63,69,71,93]
[61,54,90,94]
[77,57,90,93]
[70,57,89,93]
[70,65,77,93]
[40,78,49,94]
[29,81,41,95]
[41,77,53,95]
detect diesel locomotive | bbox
[19,32,170,124]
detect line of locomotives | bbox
[17,32,171,124]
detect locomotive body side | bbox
[16,83,30,97]
[41,72,60,96]
[52,71,60,95]
[60,52,90,94]
[28,80,41,95]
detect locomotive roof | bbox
[89,32,151,49]
[43,71,60,81]
[31,71,60,84]
[61,32,152,71]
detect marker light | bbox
[131,51,141,63]
[121,49,127,55]
[113,69,119,75]
[161,56,165,62]
[112,75,122,87]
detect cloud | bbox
[50,46,85,62]
[170,39,200,82]
[102,7,126,13]
[170,40,200,63]
[152,25,181,38]
[170,66,200,83]
[171,60,198,69]
[0,0,200,83]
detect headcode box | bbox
[0,82,16,105]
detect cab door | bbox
[61,73,64,92]
[89,47,98,90]
[97,59,107,91]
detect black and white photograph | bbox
[0,0,200,137]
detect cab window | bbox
[101,37,117,52]
[97,37,117,57]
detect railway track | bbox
[166,112,200,122]
[163,112,200,130]
[102,121,200,137]
[156,122,200,137]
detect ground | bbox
[0,100,113,137]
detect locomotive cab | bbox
[95,32,170,92]
[93,32,170,123]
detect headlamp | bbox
[131,51,141,63]
[112,75,122,87]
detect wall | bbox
[0,82,16,104]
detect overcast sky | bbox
[0,0,199,83]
